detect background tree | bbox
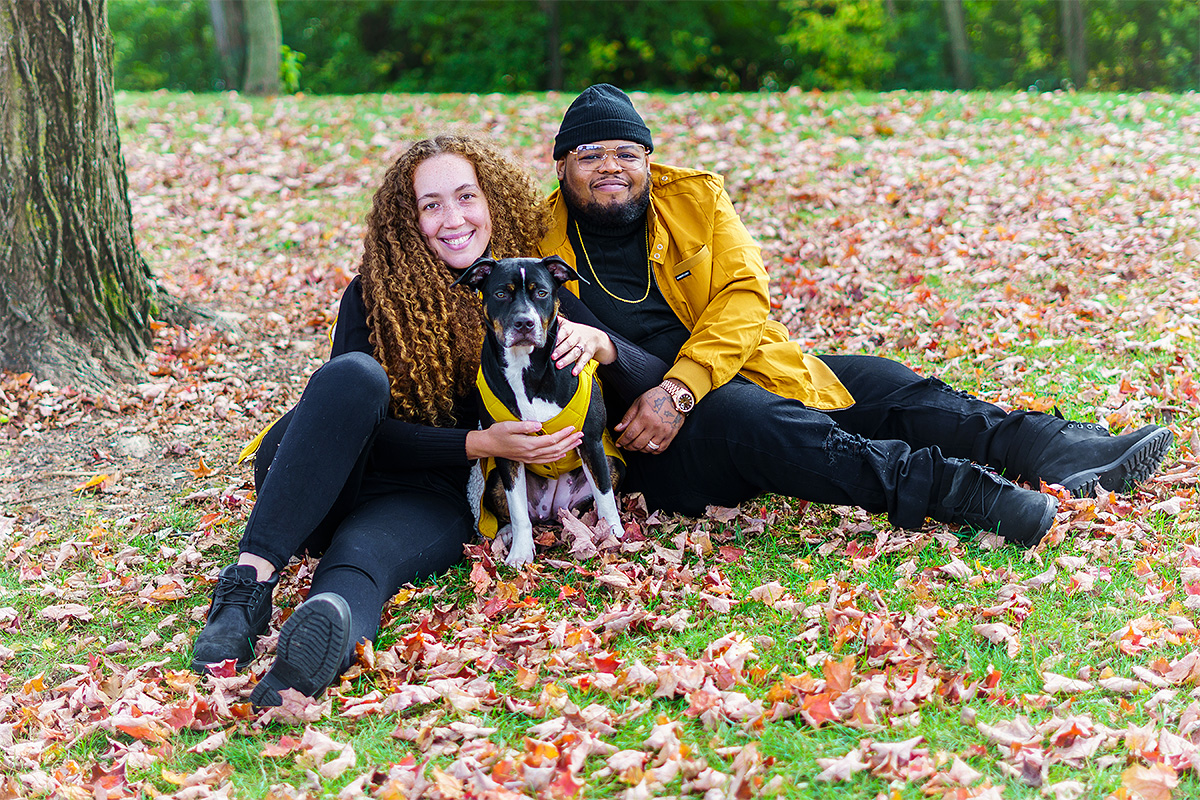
[205,0,280,94]
[1060,0,1087,88]
[208,0,245,90]
[0,0,156,388]
[242,0,280,95]
[942,0,972,89]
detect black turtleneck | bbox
[569,212,690,365]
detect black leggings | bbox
[240,352,474,669]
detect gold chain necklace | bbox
[574,220,652,304]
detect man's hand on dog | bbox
[552,319,616,376]
[467,421,584,463]
[616,386,685,453]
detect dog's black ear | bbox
[451,257,497,289]
[542,255,581,287]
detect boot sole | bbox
[1026,494,1058,547]
[1057,427,1174,497]
[248,593,351,708]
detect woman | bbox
[190,135,661,707]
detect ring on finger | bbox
[647,441,659,450]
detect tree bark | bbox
[242,0,280,95]
[541,0,563,91]
[0,0,155,388]
[1060,0,1087,89]
[942,0,972,90]
[208,0,245,91]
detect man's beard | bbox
[561,178,651,228]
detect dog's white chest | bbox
[503,353,565,423]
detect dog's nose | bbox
[513,319,535,333]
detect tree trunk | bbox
[942,0,972,90]
[541,0,563,91]
[1060,0,1087,89]
[242,0,280,95]
[208,0,245,91]
[0,0,155,388]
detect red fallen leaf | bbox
[262,734,304,758]
[717,546,745,563]
[800,692,838,727]
[197,512,224,530]
[89,762,128,800]
[113,715,170,743]
[481,592,512,619]
[822,655,855,695]
[548,766,585,799]
[469,561,493,595]
[594,652,621,674]
[202,658,239,679]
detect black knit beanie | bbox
[553,84,654,160]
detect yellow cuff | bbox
[665,358,713,403]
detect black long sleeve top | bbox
[328,277,668,470]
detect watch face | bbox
[676,391,695,413]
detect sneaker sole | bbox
[248,593,351,708]
[190,653,253,674]
[1057,427,1174,497]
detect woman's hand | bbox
[552,319,616,375]
[466,420,584,464]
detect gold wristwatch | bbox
[659,379,695,414]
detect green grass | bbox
[4,88,1199,797]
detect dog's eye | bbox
[493,290,508,300]
[535,288,549,298]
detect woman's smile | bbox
[414,153,493,270]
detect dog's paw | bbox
[504,541,536,568]
[601,518,625,541]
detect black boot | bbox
[249,592,352,708]
[1002,413,1173,496]
[191,563,279,673]
[933,460,1057,547]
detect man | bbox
[539,84,1172,545]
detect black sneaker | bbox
[248,592,352,708]
[935,461,1058,547]
[191,563,279,673]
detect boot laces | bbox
[214,573,266,609]
[966,468,1011,520]
[945,465,1013,524]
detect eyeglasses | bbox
[569,144,648,171]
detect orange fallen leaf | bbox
[73,473,111,493]
[189,458,215,478]
[1122,762,1178,800]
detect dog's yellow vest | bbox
[474,359,624,538]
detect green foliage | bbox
[108,0,222,91]
[107,0,1199,94]
[279,44,305,94]
[780,0,898,90]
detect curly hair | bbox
[358,135,548,425]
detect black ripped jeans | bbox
[241,352,474,670]
[623,354,1023,529]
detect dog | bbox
[453,255,625,566]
